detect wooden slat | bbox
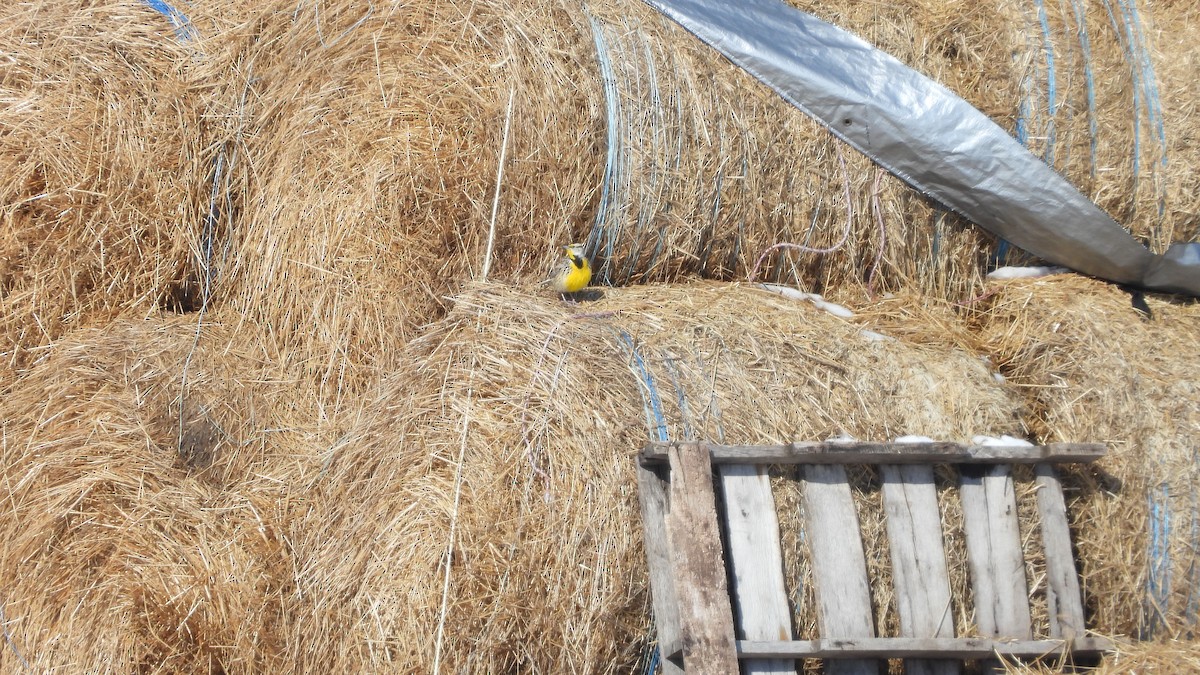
[718,464,795,675]
[732,637,1114,660]
[636,462,685,675]
[802,464,879,675]
[880,465,960,675]
[961,465,1032,674]
[664,442,739,674]
[960,465,1033,638]
[641,441,1106,465]
[1035,463,1086,639]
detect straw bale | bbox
[177,0,1023,405]
[489,0,1196,289]
[1126,1,1200,249]
[0,312,338,673]
[2,277,1195,670]
[146,0,1200,416]
[496,0,1003,295]
[176,0,510,405]
[294,281,1028,671]
[6,0,1200,669]
[976,275,1200,640]
[1005,638,1200,674]
[0,0,206,382]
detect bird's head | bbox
[562,243,588,269]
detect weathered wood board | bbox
[664,443,739,674]
[642,441,1106,465]
[880,464,960,675]
[637,462,685,675]
[960,464,1032,674]
[1035,463,1086,639]
[719,464,796,675]
[735,636,1113,659]
[802,464,879,675]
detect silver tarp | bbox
[642,0,1200,297]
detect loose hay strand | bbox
[433,357,475,674]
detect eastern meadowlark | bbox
[549,243,592,295]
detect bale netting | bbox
[975,274,1200,642]
[0,313,341,673]
[292,281,1046,672]
[0,0,208,383]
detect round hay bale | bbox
[0,314,335,673]
[174,0,1196,413]
[0,0,206,382]
[1149,1,1200,247]
[976,275,1200,641]
[292,281,1026,671]
[179,0,510,403]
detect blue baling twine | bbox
[644,647,660,675]
[1016,95,1032,147]
[1120,0,1167,165]
[1106,0,1142,194]
[624,35,662,285]
[1032,0,1058,166]
[1101,0,1170,220]
[1000,3,1044,269]
[142,0,198,42]
[1147,483,1172,637]
[1119,0,1169,222]
[1188,470,1200,628]
[662,355,694,441]
[1187,449,1200,629]
[588,15,622,286]
[619,332,668,443]
[1069,0,1099,178]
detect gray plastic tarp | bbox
[642,0,1200,297]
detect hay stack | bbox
[170,0,1197,415]
[5,0,1200,671]
[2,279,1195,670]
[291,281,1027,671]
[175,0,512,405]
[0,0,205,383]
[977,275,1200,640]
[1151,1,1200,247]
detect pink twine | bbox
[867,168,887,297]
[748,143,854,283]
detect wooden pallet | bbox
[636,440,1114,675]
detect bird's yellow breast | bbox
[559,258,591,293]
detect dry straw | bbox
[0,0,207,384]
[0,313,339,672]
[162,0,1195,414]
[3,0,1200,671]
[286,281,1029,672]
[974,275,1200,641]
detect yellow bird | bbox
[549,243,592,295]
